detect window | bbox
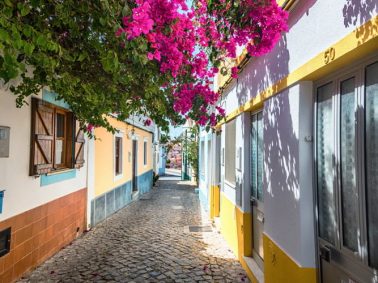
[225,119,236,185]
[30,98,84,176]
[315,60,378,270]
[143,140,147,165]
[251,112,264,201]
[200,140,205,176]
[115,136,123,175]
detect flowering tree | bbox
[0,0,287,132]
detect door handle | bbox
[250,197,257,206]
[320,245,331,262]
[257,213,264,223]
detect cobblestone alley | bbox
[18,181,249,283]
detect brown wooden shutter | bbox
[73,119,85,168]
[30,98,54,176]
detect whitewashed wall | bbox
[263,82,315,268]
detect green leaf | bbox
[0,28,10,43]
[24,43,35,56]
[36,35,47,48]
[4,0,13,7]
[77,52,87,62]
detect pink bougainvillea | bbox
[118,0,288,127]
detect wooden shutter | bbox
[30,98,54,176]
[73,119,85,168]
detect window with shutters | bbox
[30,97,85,176]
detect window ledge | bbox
[224,180,236,189]
[243,256,264,283]
[114,174,124,182]
[46,168,75,176]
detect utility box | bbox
[0,126,10,158]
[0,191,3,213]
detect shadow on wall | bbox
[343,0,378,27]
[343,0,378,45]
[233,0,318,109]
[263,89,299,202]
[235,34,290,109]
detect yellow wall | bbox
[263,234,317,283]
[219,193,252,258]
[210,185,221,219]
[94,116,153,197]
[218,193,316,283]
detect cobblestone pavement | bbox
[19,181,250,283]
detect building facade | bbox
[89,116,154,227]
[0,89,88,282]
[199,1,378,282]
[0,88,156,281]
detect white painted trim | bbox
[113,130,124,182]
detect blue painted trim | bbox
[91,180,133,226]
[0,191,4,213]
[42,89,70,110]
[137,169,153,194]
[40,170,76,186]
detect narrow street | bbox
[18,181,249,283]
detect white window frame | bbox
[225,119,236,187]
[114,131,124,181]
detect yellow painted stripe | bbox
[263,234,317,283]
[217,15,378,127]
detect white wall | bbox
[0,90,88,221]
[263,82,315,268]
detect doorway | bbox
[315,58,378,282]
[250,111,264,269]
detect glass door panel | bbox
[251,111,264,268]
[251,114,258,199]
[317,82,337,245]
[365,62,378,269]
[340,77,359,253]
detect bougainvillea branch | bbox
[0,0,287,131]
[117,0,288,127]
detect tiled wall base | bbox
[137,170,153,194]
[91,170,153,227]
[91,181,133,227]
[0,188,87,283]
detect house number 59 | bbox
[324,47,335,64]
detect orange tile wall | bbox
[0,188,87,283]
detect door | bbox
[250,111,264,269]
[215,132,221,215]
[316,59,378,283]
[132,140,138,192]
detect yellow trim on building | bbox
[218,192,317,283]
[217,15,378,127]
[219,193,252,258]
[210,185,221,219]
[263,234,317,283]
